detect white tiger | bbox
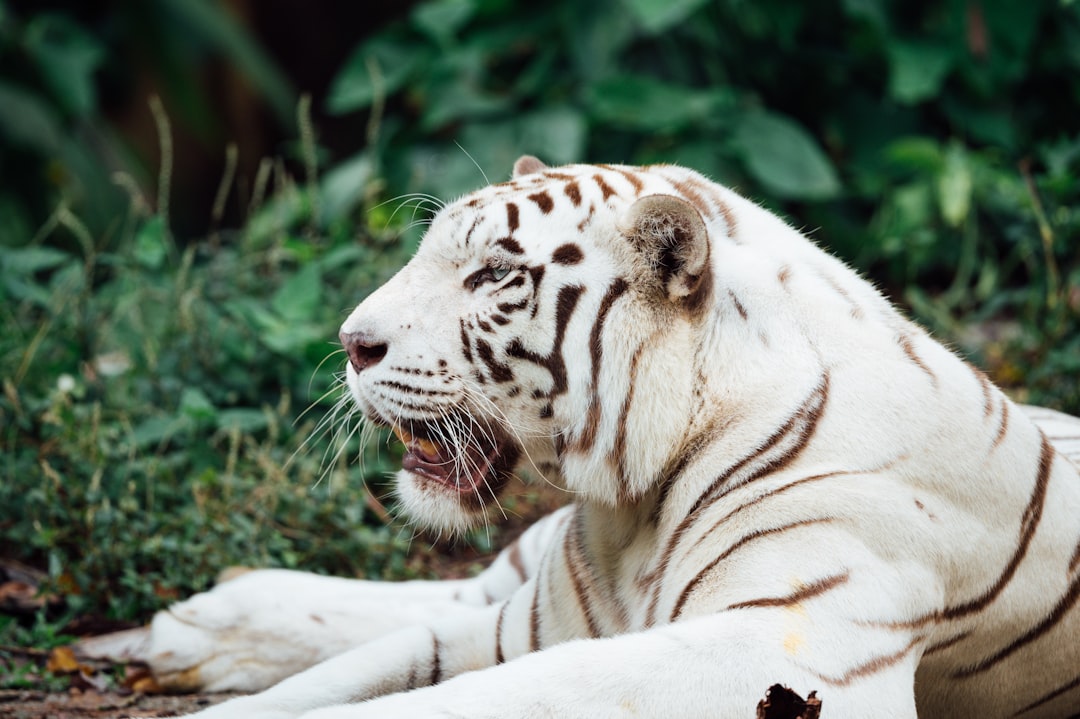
[119,157,1080,718]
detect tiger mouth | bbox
[391,421,513,495]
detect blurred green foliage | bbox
[0,0,1078,625]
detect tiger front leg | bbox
[173,601,508,719]
[293,611,921,719]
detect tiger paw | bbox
[145,569,396,692]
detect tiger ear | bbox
[622,195,712,311]
[512,155,548,178]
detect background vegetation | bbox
[1,0,1077,649]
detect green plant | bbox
[0,153,424,619]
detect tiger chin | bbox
[121,156,1080,719]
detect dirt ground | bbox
[0,689,239,719]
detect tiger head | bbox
[339,156,818,533]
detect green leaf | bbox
[887,42,953,105]
[0,246,72,275]
[327,35,424,115]
[179,387,216,424]
[411,0,477,43]
[516,107,587,166]
[622,0,708,32]
[271,263,322,323]
[937,144,972,227]
[586,75,732,132]
[320,153,374,222]
[884,138,943,173]
[842,0,888,28]
[129,415,190,449]
[24,14,104,118]
[133,216,168,270]
[733,111,841,200]
[215,408,267,433]
[0,81,63,153]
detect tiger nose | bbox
[339,330,388,373]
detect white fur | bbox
[140,161,1080,718]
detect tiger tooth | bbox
[393,426,413,445]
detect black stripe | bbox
[1012,673,1080,717]
[430,631,442,685]
[940,435,1054,620]
[645,373,830,624]
[475,338,514,383]
[670,518,834,621]
[563,527,601,637]
[953,565,1080,678]
[506,285,584,399]
[728,571,849,610]
[494,602,508,665]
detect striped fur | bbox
[151,159,1080,718]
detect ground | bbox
[0,486,568,719]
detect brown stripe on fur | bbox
[475,338,514,383]
[953,568,1080,678]
[923,631,971,656]
[599,165,645,194]
[728,570,850,610]
[494,602,508,664]
[430,631,442,685]
[506,202,519,232]
[992,400,1011,448]
[938,435,1055,620]
[664,176,713,221]
[681,174,739,237]
[463,216,482,247]
[593,174,617,201]
[563,524,602,638]
[405,662,419,691]
[578,203,596,232]
[728,289,748,320]
[528,574,541,653]
[459,319,473,363]
[645,373,830,624]
[969,363,995,418]
[528,191,554,214]
[719,372,830,495]
[570,278,629,454]
[778,265,792,288]
[1070,539,1080,575]
[670,518,835,621]
[564,181,582,207]
[506,285,584,398]
[898,333,938,387]
[813,635,924,687]
[507,540,528,583]
[614,342,646,502]
[687,468,861,555]
[374,380,456,397]
[1011,673,1080,717]
[552,243,584,265]
[821,273,865,320]
[497,299,529,314]
[497,237,524,254]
